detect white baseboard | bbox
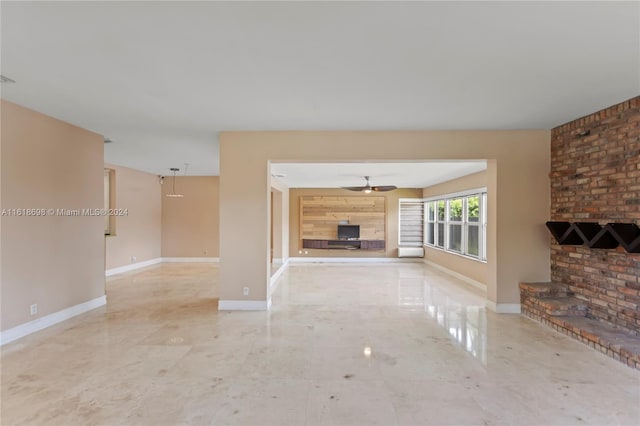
[0,295,107,346]
[486,301,521,314]
[218,299,271,311]
[270,258,290,295]
[105,258,162,277]
[161,257,219,263]
[423,259,487,292]
[289,257,422,263]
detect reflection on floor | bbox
[2,262,639,425]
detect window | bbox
[466,195,480,257]
[482,192,487,261]
[425,202,435,245]
[399,199,424,246]
[447,197,463,252]
[424,188,487,262]
[436,200,445,248]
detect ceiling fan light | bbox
[341,176,396,193]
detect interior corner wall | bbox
[161,176,219,258]
[105,164,161,270]
[422,170,489,286]
[1,100,105,331]
[289,188,423,258]
[219,131,551,308]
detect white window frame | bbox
[464,194,481,259]
[446,197,464,253]
[482,192,487,261]
[425,201,436,246]
[435,199,446,249]
[423,187,487,263]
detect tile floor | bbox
[1,262,639,425]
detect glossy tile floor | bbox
[2,262,639,425]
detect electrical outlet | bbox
[30,304,37,316]
[304,250,309,254]
[243,287,249,296]
[204,249,208,255]
[298,250,302,254]
[131,255,137,263]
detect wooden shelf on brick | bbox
[545,221,583,245]
[605,223,640,253]
[573,222,619,249]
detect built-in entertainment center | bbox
[302,224,385,250]
[299,195,386,251]
[302,239,385,250]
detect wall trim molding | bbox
[423,259,487,292]
[0,295,107,346]
[105,258,162,277]
[161,257,220,263]
[289,257,422,264]
[485,301,521,314]
[218,299,271,311]
[269,258,290,295]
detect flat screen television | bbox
[338,224,360,240]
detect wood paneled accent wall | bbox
[300,196,385,241]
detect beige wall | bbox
[105,164,161,270]
[161,176,219,258]
[271,190,283,260]
[1,101,105,331]
[289,188,423,258]
[220,131,550,308]
[422,170,488,285]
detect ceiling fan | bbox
[342,176,397,193]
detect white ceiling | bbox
[1,2,638,178]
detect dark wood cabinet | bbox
[302,239,385,250]
[360,240,386,250]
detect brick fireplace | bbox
[521,96,640,369]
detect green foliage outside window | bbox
[449,198,463,221]
[467,196,479,222]
[437,200,445,221]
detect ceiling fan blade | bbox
[341,186,365,191]
[372,185,398,192]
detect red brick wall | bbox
[550,96,640,335]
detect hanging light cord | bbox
[172,169,178,195]
[165,167,183,197]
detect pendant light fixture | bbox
[166,167,184,198]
